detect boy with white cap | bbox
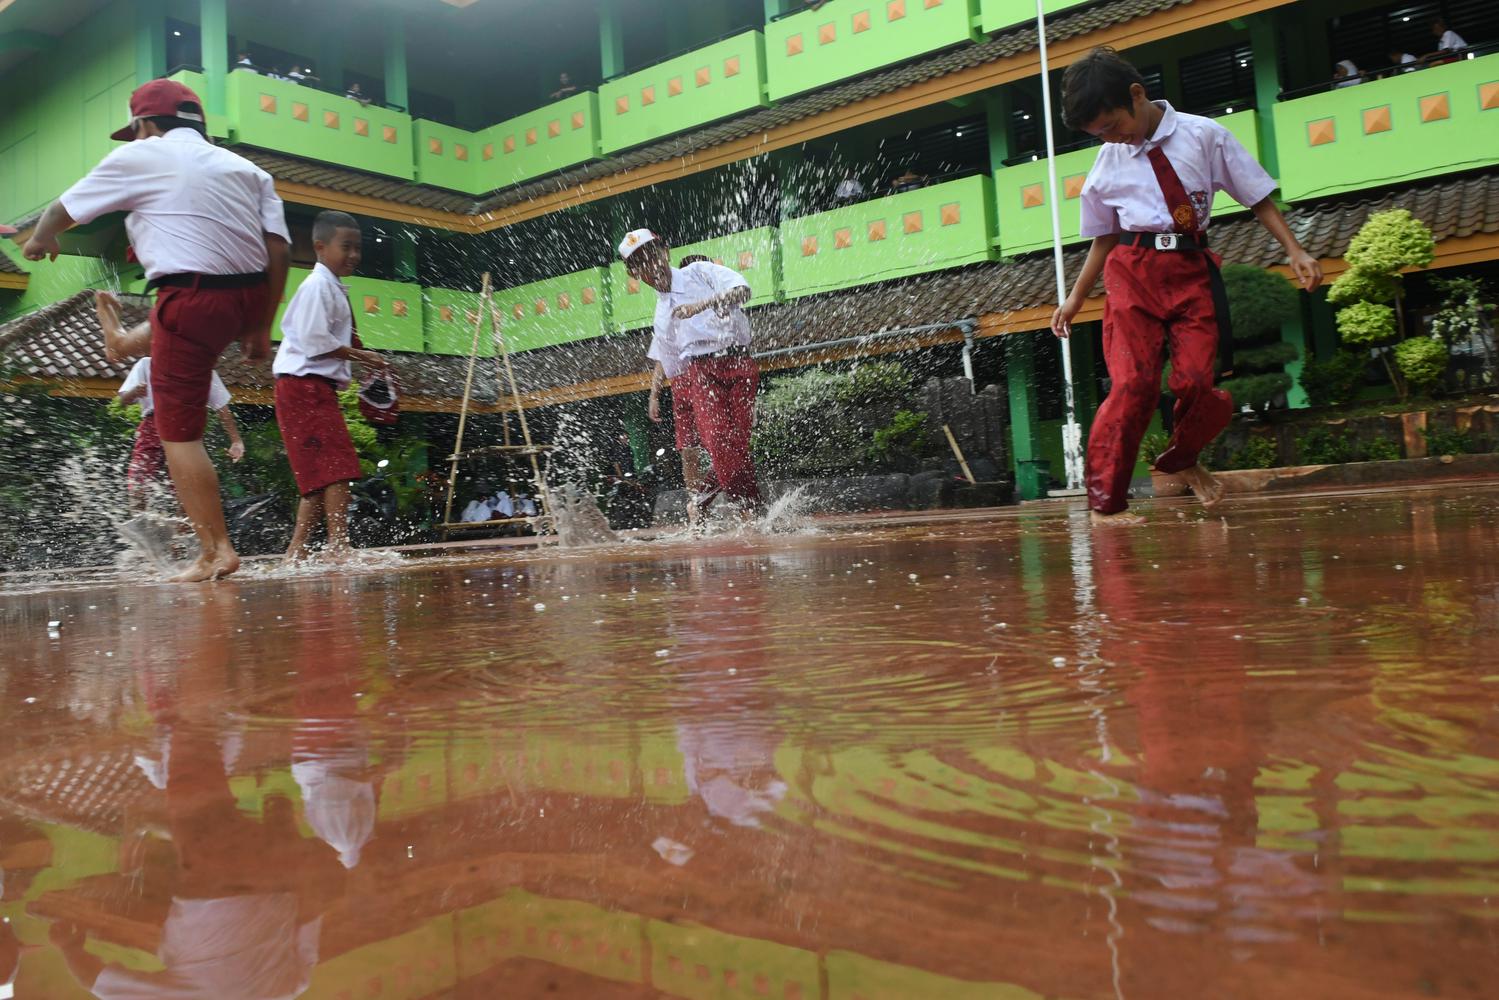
[24,78,290,581]
[622,229,760,516]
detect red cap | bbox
[111,79,206,141]
[0,224,16,235]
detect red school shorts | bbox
[126,416,168,496]
[670,378,700,450]
[149,282,270,442]
[274,375,364,497]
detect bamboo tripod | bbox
[438,272,555,540]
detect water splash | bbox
[552,484,619,547]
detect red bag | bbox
[358,371,400,426]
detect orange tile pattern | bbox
[696,66,711,87]
[392,299,408,318]
[259,94,277,114]
[353,117,369,137]
[323,110,340,129]
[641,87,656,107]
[363,296,380,315]
[382,125,398,144]
[853,10,871,32]
[1419,93,1450,122]
[455,144,468,161]
[1362,106,1392,135]
[888,0,906,20]
[668,77,684,97]
[786,34,804,56]
[1480,81,1499,112]
[291,101,308,122]
[802,236,819,257]
[834,227,853,249]
[939,203,961,226]
[868,220,887,241]
[819,22,837,45]
[724,57,741,78]
[903,211,924,234]
[1063,174,1087,199]
[1307,117,1336,147]
[1021,183,1045,208]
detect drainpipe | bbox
[750,319,978,362]
[962,327,976,392]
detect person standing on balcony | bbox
[834,169,865,207]
[22,78,290,580]
[549,72,577,101]
[622,230,760,521]
[1331,60,1362,88]
[1048,47,1322,526]
[1388,48,1419,75]
[1425,18,1468,63]
[345,81,371,105]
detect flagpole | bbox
[1035,0,1085,492]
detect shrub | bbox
[1234,342,1300,371]
[1139,430,1170,464]
[1393,337,1448,395]
[1336,300,1396,347]
[869,410,929,464]
[1343,208,1436,275]
[1361,437,1401,462]
[1299,351,1367,408]
[1297,426,1355,465]
[1221,264,1299,339]
[1219,371,1292,410]
[1228,435,1279,469]
[1422,426,1472,457]
[833,360,916,407]
[1327,267,1399,306]
[752,364,923,478]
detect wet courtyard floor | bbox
[2,486,1498,999]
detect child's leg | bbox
[1155,260,1236,508]
[322,482,353,554]
[285,492,325,562]
[95,292,152,365]
[1085,254,1167,519]
[680,447,703,494]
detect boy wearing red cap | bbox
[1050,48,1322,526]
[24,79,290,580]
[622,229,760,518]
[274,211,389,563]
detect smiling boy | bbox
[1050,48,1322,525]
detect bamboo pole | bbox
[489,298,555,532]
[943,423,977,484]
[440,272,493,537]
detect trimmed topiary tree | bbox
[1326,209,1438,399]
[1218,264,1301,410]
[1394,337,1448,395]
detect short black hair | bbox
[145,98,207,138]
[678,254,711,266]
[313,210,361,243]
[1061,47,1146,130]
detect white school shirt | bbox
[1078,101,1277,238]
[834,177,864,200]
[60,128,290,280]
[1396,53,1417,72]
[1438,29,1467,52]
[647,261,752,363]
[120,357,231,416]
[273,263,356,387]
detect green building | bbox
[2,0,1497,497]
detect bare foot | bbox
[95,291,127,365]
[1090,509,1146,527]
[169,550,240,583]
[282,547,312,568]
[1180,463,1225,509]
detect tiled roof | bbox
[0,251,25,275]
[504,169,1499,394]
[235,148,477,216]
[0,290,495,402]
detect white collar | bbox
[1127,101,1178,157]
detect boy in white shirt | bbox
[100,292,244,510]
[273,211,389,562]
[623,230,760,516]
[1427,18,1468,60]
[1050,48,1322,526]
[647,254,712,512]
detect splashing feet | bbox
[169,548,240,583]
[1090,509,1146,527]
[1181,463,1225,509]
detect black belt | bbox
[146,271,268,292]
[698,345,749,359]
[1118,232,1234,373]
[1118,231,1209,251]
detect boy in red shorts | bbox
[99,292,245,513]
[647,253,712,522]
[24,79,290,580]
[623,230,759,519]
[1050,48,1322,526]
[273,211,389,563]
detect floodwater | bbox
[2,487,1498,1000]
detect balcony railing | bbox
[764,0,977,103]
[606,227,780,334]
[993,110,1261,256]
[1273,51,1499,202]
[778,173,997,299]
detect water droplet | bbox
[1394,564,1405,570]
[1298,597,1309,604]
[727,667,737,675]
[1052,656,1066,666]
[908,573,918,580]
[534,603,546,611]
[654,649,669,658]
[24,697,37,704]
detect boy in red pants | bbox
[1051,48,1322,525]
[273,211,389,562]
[623,229,760,517]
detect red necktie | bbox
[1145,146,1200,235]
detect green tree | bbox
[1218,264,1301,410]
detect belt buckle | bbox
[1154,234,1178,251]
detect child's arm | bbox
[649,361,666,423]
[319,343,389,368]
[1051,235,1119,338]
[673,284,751,321]
[216,406,245,462]
[118,383,148,405]
[1250,198,1323,291]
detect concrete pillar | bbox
[763,0,783,24]
[1248,12,1281,176]
[135,0,166,83]
[984,88,1013,173]
[383,16,409,109]
[200,0,227,116]
[599,0,625,80]
[1006,333,1048,500]
[317,33,344,91]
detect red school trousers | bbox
[150,282,270,443]
[682,353,761,507]
[1086,244,1234,515]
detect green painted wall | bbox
[1273,54,1499,202]
[166,70,230,138]
[779,174,997,298]
[978,0,1090,35]
[598,32,768,156]
[764,0,975,103]
[423,287,490,357]
[0,2,139,226]
[412,119,480,193]
[226,69,414,180]
[413,93,604,196]
[995,110,1262,256]
[269,268,423,351]
[606,227,780,333]
[0,255,125,323]
[493,268,611,352]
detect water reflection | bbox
[1,489,1498,997]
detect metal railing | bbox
[1277,42,1497,101]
